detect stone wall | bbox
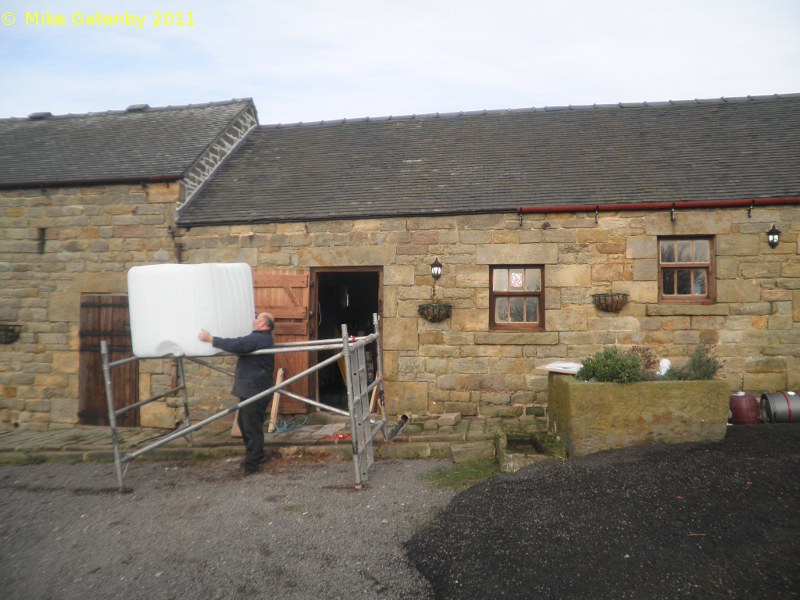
[2,193,798,430]
[0,183,182,430]
[181,205,800,418]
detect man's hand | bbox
[198,329,213,343]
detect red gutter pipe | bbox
[517,197,800,217]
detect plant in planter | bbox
[630,346,659,374]
[575,345,721,383]
[576,347,644,383]
[661,345,723,380]
[548,345,729,457]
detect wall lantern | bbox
[767,224,781,248]
[430,257,443,281]
[418,257,452,322]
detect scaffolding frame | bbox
[102,314,387,491]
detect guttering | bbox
[517,197,800,217]
[0,174,184,191]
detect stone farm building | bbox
[1,94,799,431]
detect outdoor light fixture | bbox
[430,257,443,281]
[419,257,452,322]
[767,224,781,248]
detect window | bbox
[658,237,714,303]
[490,266,544,330]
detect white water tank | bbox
[128,263,255,357]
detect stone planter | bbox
[546,373,730,457]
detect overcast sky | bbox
[1,0,798,124]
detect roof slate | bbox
[0,99,255,188]
[177,94,800,226]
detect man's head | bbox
[254,312,274,332]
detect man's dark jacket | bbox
[211,330,275,399]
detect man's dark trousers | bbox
[238,393,272,471]
[211,328,275,472]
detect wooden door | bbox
[253,269,311,414]
[79,294,139,426]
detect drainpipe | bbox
[167,226,184,264]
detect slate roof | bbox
[0,99,256,189]
[177,94,800,226]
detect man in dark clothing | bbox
[198,312,275,475]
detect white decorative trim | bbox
[177,106,258,210]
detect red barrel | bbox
[761,391,800,423]
[729,392,760,424]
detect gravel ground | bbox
[407,425,800,600]
[4,426,798,600]
[0,456,455,600]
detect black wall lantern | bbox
[430,257,443,281]
[767,224,781,248]
[418,257,452,322]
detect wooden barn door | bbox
[79,294,139,426]
[253,269,311,414]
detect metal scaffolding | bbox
[101,314,387,491]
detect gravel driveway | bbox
[1,457,455,600]
[407,425,800,600]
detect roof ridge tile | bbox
[3,98,253,122]
[258,92,799,128]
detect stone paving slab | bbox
[0,417,546,467]
[311,423,349,438]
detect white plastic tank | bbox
[128,263,255,357]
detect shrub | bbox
[576,347,643,384]
[629,346,659,372]
[662,346,723,380]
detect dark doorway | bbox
[313,269,381,410]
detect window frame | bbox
[657,236,716,304]
[489,265,545,331]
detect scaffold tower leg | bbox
[101,340,126,492]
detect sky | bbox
[1,0,798,124]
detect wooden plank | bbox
[268,306,308,320]
[267,368,284,433]
[274,322,309,336]
[253,272,309,287]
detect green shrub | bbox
[576,347,643,384]
[662,346,722,380]
[575,345,722,384]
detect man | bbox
[198,312,275,475]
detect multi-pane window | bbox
[658,237,714,302]
[490,266,544,330]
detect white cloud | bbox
[1,0,798,121]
